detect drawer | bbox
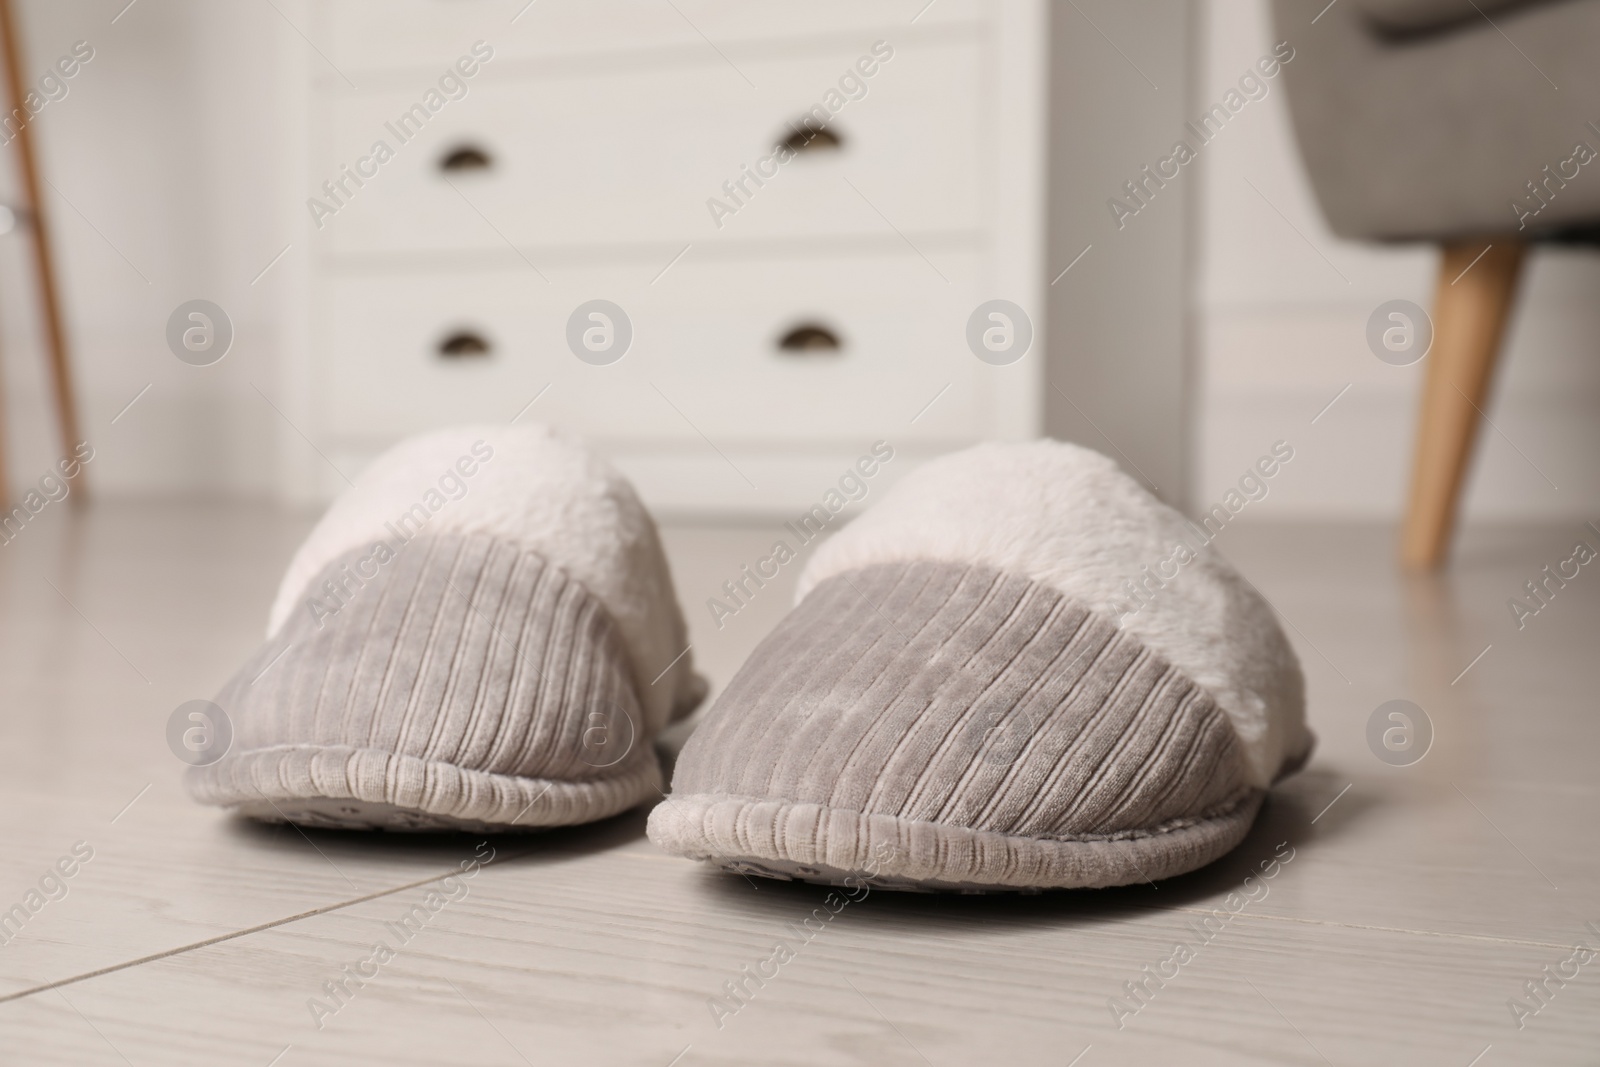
[313,249,1009,449]
[310,39,985,254]
[316,0,988,75]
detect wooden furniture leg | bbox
[1400,240,1526,569]
[0,0,82,495]
[0,305,7,505]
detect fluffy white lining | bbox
[266,424,697,731]
[796,440,1309,788]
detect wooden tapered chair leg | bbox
[1400,240,1526,569]
[0,321,7,505]
[0,0,82,496]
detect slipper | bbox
[186,425,705,831]
[647,440,1311,891]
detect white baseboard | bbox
[610,446,924,520]
[318,439,941,520]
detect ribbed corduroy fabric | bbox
[187,533,659,830]
[648,561,1261,890]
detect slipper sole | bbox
[649,790,1263,892]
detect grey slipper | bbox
[647,440,1311,891]
[185,425,704,831]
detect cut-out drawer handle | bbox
[437,330,491,358]
[439,144,493,172]
[777,120,843,155]
[777,323,842,353]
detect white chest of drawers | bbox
[275,0,1048,514]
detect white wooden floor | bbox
[0,502,1596,1065]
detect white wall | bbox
[1195,0,1600,520]
[0,0,289,500]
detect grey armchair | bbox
[1272,0,1600,566]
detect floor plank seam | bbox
[0,856,533,1007]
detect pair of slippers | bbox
[187,426,1311,892]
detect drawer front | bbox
[311,39,985,254]
[317,0,988,75]
[314,250,1008,449]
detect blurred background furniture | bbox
[292,1,1049,514]
[0,0,80,502]
[1273,0,1600,567]
[286,0,1197,516]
